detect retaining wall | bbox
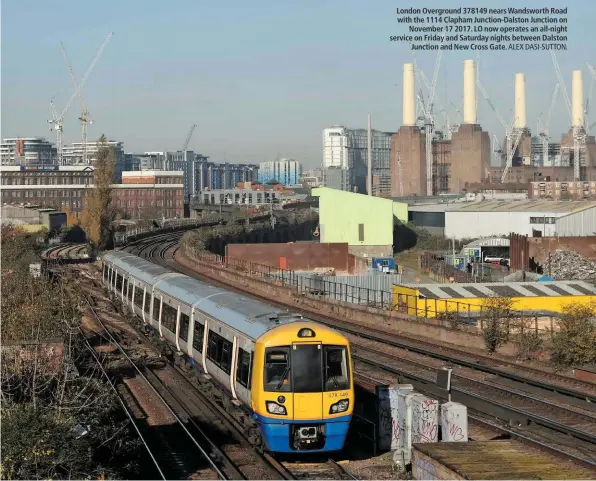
[176,249,518,355]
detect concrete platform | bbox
[412,440,595,480]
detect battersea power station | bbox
[391,58,596,197]
[391,60,491,197]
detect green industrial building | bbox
[312,187,407,257]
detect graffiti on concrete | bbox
[412,396,439,443]
[378,387,401,450]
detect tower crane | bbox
[550,51,583,181]
[538,83,560,167]
[49,32,113,165]
[477,78,523,183]
[182,124,197,151]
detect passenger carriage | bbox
[100,251,354,453]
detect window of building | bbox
[358,223,364,242]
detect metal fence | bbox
[185,246,395,310]
[272,272,402,305]
[184,245,561,336]
[420,252,508,283]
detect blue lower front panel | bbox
[253,413,352,453]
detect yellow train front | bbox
[251,322,354,453]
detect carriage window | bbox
[103,264,107,277]
[324,346,350,392]
[192,320,205,352]
[134,285,144,308]
[152,297,161,322]
[264,347,291,392]
[207,331,232,374]
[161,303,177,333]
[123,278,128,295]
[180,313,190,342]
[236,348,252,388]
[116,273,123,290]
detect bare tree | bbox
[80,134,115,252]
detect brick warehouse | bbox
[0,166,184,219]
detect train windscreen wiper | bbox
[276,367,290,390]
[326,365,340,389]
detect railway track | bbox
[118,232,596,470]
[42,243,90,263]
[71,270,297,480]
[123,232,596,408]
[352,344,596,464]
[72,262,367,480]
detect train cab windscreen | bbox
[324,346,350,391]
[264,345,350,393]
[264,348,292,392]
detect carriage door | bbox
[291,342,323,421]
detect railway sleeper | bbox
[97,282,272,455]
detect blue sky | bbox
[2,0,594,168]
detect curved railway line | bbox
[80,287,255,480]
[66,262,362,480]
[119,232,596,470]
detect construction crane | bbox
[537,83,560,167]
[550,51,583,181]
[48,32,113,165]
[477,79,523,183]
[60,42,92,165]
[182,124,197,151]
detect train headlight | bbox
[266,401,287,415]
[329,399,349,414]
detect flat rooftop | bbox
[397,280,596,299]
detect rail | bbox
[129,232,596,470]
[79,289,238,479]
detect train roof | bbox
[102,250,172,285]
[102,250,305,341]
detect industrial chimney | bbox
[514,73,527,129]
[463,60,477,124]
[403,63,415,126]
[572,70,584,128]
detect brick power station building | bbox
[390,60,490,197]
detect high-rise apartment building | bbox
[1,138,57,167]
[62,140,125,182]
[258,158,302,186]
[322,126,393,195]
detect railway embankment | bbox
[174,246,519,356]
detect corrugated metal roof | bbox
[397,280,596,299]
[455,199,596,212]
[408,200,596,214]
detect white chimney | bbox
[514,73,526,129]
[463,60,477,124]
[572,70,584,128]
[403,63,415,126]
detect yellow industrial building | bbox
[392,281,596,318]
